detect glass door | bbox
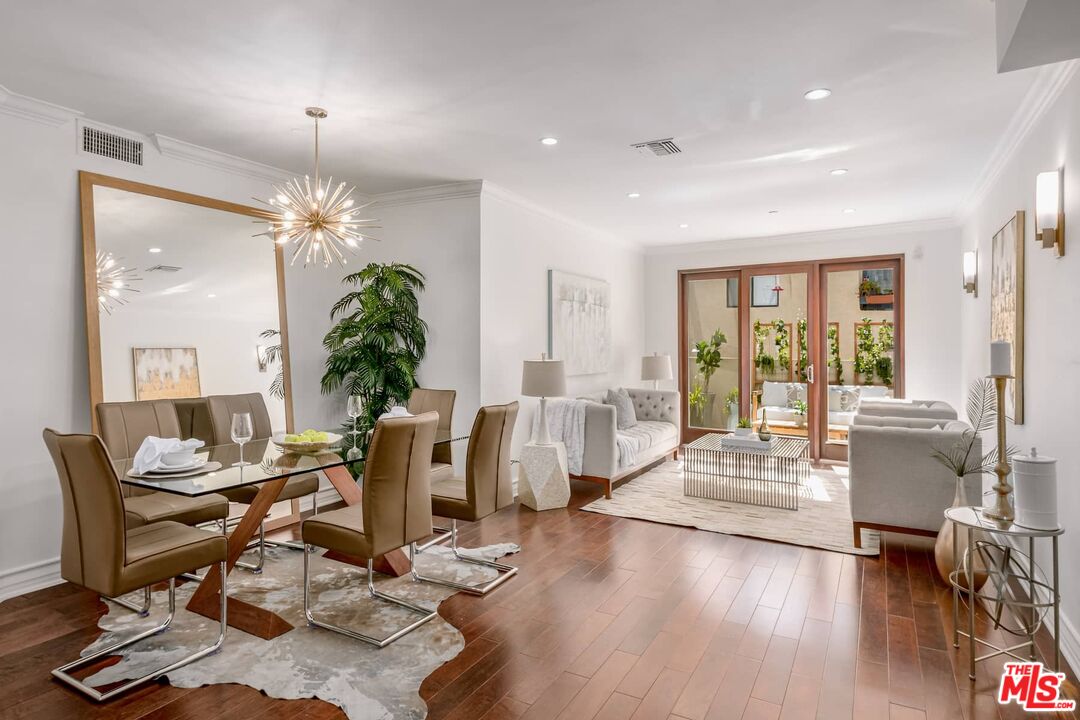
[747,267,815,448]
[818,259,903,461]
[680,271,741,441]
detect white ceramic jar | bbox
[1012,448,1058,531]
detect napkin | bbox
[378,405,413,420]
[132,436,205,474]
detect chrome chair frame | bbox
[235,490,319,574]
[53,562,228,702]
[101,586,152,616]
[303,543,436,648]
[413,519,517,595]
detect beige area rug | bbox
[81,542,518,719]
[581,460,879,556]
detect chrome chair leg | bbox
[304,543,436,648]
[101,585,152,616]
[411,520,517,596]
[235,522,266,574]
[53,562,228,702]
[264,491,320,553]
[416,524,453,552]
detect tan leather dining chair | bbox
[206,393,321,572]
[406,388,456,483]
[96,400,230,613]
[42,429,228,702]
[301,412,439,647]
[416,402,519,595]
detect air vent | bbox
[146,264,181,273]
[82,125,143,165]
[631,137,681,156]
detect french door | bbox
[679,255,903,461]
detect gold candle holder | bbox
[983,374,1014,523]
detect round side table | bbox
[945,506,1063,681]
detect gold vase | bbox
[758,407,772,441]
[934,476,987,590]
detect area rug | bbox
[81,542,519,719]
[581,460,879,556]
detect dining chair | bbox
[406,388,456,483]
[415,402,519,595]
[205,393,320,572]
[42,429,228,702]
[301,412,439,647]
[96,400,230,614]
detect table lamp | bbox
[641,353,673,390]
[521,354,566,445]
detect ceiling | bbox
[0,0,1042,245]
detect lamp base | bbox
[533,396,553,446]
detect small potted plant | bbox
[791,399,807,427]
[725,387,739,430]
[735,417,753,437]
[688,384,706,427]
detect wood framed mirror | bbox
[80,171,299,524]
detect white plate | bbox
[147,457,207,474]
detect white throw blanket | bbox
[132,436,204,473]
[531,398,587,474]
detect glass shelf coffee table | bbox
[683,433,810,510]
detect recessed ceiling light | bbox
[830,168,848,176]
[539,137,558,146]
[206,293,217,298]
[768,210,780,214]
[804,88,832,100]
[627,192,640,199]
[842,208,856,214]
[679,223,689,229]
[148,247,162,253]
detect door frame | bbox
[678,253,904,462]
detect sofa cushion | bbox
[605,388,637,430]
[828,385,862,413]
[761,381,806,409]
[616,421,676,468]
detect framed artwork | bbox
[548,269,611,376]
[133,347,201,400]
[751,275,779,307]
[991,211,1024,424]
[726,278,739,308]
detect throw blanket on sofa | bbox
[532,398,586,474]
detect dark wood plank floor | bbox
[1,480,1075,719]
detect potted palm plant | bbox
[692,329,726,424]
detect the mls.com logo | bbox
[997,662,1076,712]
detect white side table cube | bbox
[518,441,570,511]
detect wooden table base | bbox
[186,463,408,640]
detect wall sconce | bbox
[1035,169,1065,257]
[962,250,978,295]
[256,344,269,372]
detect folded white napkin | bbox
[132,436,205,474]
[378,405,413,420]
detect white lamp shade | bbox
[641,354,673,381]
[962,250,977,292]
[521,359,566,397]
[1036,170,1060,232]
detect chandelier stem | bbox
[314,116,320,193]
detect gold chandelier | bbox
[95,251,140,315]
[259,107,379,268]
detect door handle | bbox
[807,363,815,384]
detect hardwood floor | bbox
[1,480,1075,719]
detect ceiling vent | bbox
[631,137,681,157]
[82,124,143,165]
[146,264,182,273]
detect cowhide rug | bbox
[81,542,519,719]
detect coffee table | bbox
[683,433,809,510]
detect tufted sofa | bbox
[574,388,680,498]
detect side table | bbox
[946,506,1063,681]
[519,441,570,511]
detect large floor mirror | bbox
[80,172,299,526]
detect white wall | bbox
[480,185,645,456]
[643,222,964,412]
[958,62,1080,668]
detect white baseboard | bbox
[0,556,62,603]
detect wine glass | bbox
[230,412,254,467]
[347,395,363,437]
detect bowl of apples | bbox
[271,429,343,455]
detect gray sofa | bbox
[857,398,958,422]
[848,410,980,548]
[576,389,680,498]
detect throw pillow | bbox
[604,388,638,430]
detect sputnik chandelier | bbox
[259,107,379,268]
[96,251,140,315]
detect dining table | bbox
[113,429,468,640]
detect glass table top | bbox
[114,430,467,498]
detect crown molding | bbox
[481,182,640,249]
[956,59,1079,220]
[369,180,483,208]
[151,134,294,185]
[644,217,958,256]
[0,84,81,127]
